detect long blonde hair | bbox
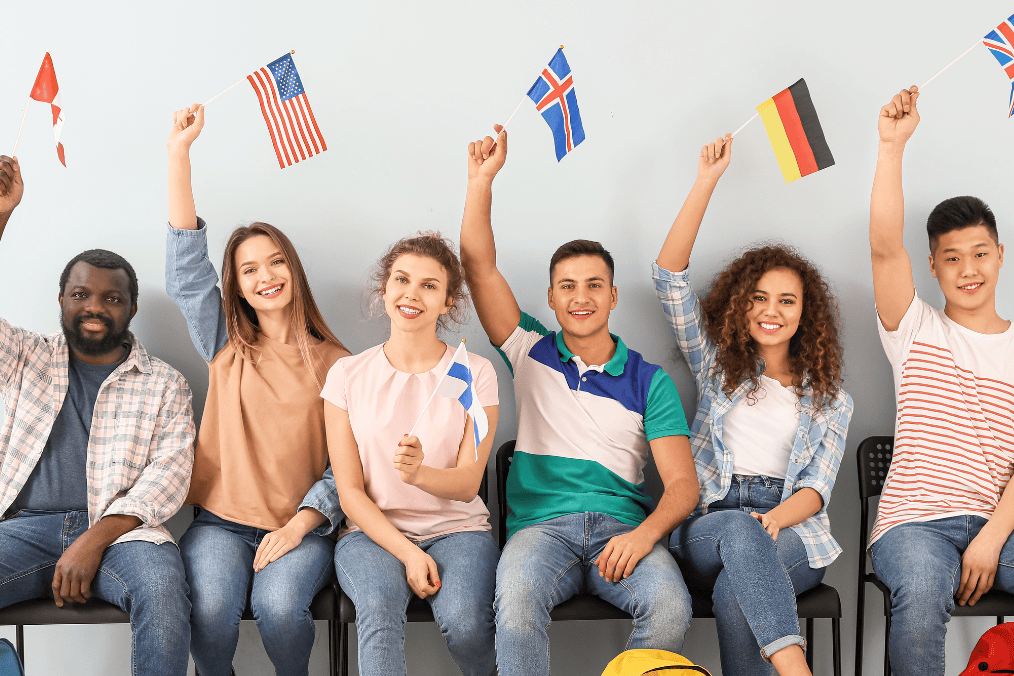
[221,222,346,386]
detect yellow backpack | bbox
[601,649,713,676]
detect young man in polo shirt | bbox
[460,127,699,674]
[869,88,1014,676]
[0,156,195,676]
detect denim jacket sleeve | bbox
[652,261,718,391]
[165,219,230,363]
[793,390,853,508]
[298,465,343,536]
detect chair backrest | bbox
[856,436,894,502]
[496,440,517,549]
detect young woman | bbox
[165,104,349,676]
[652,135,852,676]
[322,232,500,676]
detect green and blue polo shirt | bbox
[499,312,690,538]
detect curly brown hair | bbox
[370,231,470,331]
[700,243,844,408]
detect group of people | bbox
[0,84,1008,676]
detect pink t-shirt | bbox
[320,342,498,542]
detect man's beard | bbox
[61,312,132,357]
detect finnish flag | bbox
[434,341,489,460]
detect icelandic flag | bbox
[527,48,586,161]
[983,13,1014,117]
[434,341,489,460]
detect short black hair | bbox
[927,196,999,253]
[59,249,139,305]
[549,240,615,284]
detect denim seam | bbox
[0,562,58,588]
[617,576,641,651]
[97,566,135,675]
[545,557,581,615]
[334,559,359,606]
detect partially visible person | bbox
[460,127,699,676]
[0,155,195,676]
[654,135,852,676]
[166,105,348,676]
[325,232,500,676]
[867,86,1014,676]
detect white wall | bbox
[2,1,1013,674]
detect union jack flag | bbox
[526,48,586,161]
[983,13,1014,117]
[247,53,327,168]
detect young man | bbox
[868,89,1014,676]
[460,128,699,674]
[0,155,196,676]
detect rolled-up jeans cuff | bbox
[759,634,806,662]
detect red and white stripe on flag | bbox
[29,52,66,167]
[247,68,326,169]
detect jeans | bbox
[179,510,334,676]
[496,512,691,676]
[871,515,1014,676]
[0,510,191,676]
[670,475,825,676]
[334,529,499,676]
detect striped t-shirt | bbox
[498,312,690,539]
[870,295,1014,545]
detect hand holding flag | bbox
[878,86,920,146]
[0,156,23,211]
[468,124,507,182]
[698,134,733,184]
[167,104,206,156]
[394,434,425,485]
[407,340,489,462]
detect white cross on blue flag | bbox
[433,341,489,460]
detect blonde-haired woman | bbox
[166,104,349,676]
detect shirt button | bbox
[582,377,587,382]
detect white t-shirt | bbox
[871,294,1014,545]
[723,375,801,478]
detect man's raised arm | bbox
[871,87,920,331]
[459,125,522,348]
[0,156,25,244]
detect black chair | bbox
[855,435,1014,676]
[498,441,841,676]
[335,464,490,676]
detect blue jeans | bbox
[871,515,1014,676]
[496,512,691,676]
[334,529,499,676]
[670,476,825,676]
[0,510,190,676]
[179,510,334,676]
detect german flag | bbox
[756,78,834,183]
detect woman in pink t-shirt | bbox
[322,232,500,676]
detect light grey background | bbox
[2,1,1013,674]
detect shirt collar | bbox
[554,331,629,376]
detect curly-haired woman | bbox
[323,232,500,676]
[652,134,853,676]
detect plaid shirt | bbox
[0,317,195,546]
[652,262,852,568]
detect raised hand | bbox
[394,435,424,485]
[879,86,920,146]
[698,134,733,184]
[0,156,24,214]
[167,104,205,155]
[467,125,507,183]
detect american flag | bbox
[983,13,1014,117]
[526,48,586,161]
[247,53,327,168]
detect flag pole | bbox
[11,100,31,156]
[488,95,528,150]
[731,112,759,138]
[920,39,982,90]
[405,339,466,438]
[203,50,296,106]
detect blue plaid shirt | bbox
[652,262,852,568]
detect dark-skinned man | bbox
[0,155,195,676]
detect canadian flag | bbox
[29,53,66,167]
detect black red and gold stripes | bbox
[756,78,835,183]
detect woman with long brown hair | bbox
[165,104,350,676]
[652,134,852,676]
